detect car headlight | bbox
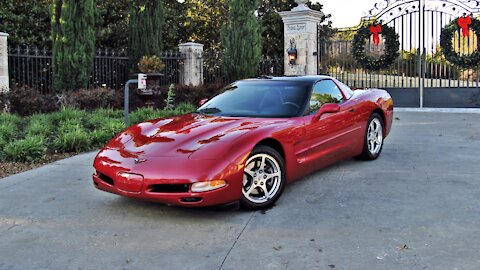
[191,180,227,192]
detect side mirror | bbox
[199,98,208,106]
[313,103,340,121]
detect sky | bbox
[314,0,379,28]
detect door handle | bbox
[349,108,355,112]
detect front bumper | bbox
[92,154,244,207]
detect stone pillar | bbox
[279,3,323,76]
[179,42,204,86]
[0,32,9,91]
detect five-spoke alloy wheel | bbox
[241,146,285,210]
[358,113,384,160]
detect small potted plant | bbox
[137,55,165,96]
[138,55,165,74]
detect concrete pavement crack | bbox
[219,212,256,270]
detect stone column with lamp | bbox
[279,0,323,76]
[179,42,204,86]
[0,32,9,92]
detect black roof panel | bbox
[243,75,332,85]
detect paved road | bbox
[1,111,480,270]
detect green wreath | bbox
[352,24,400,71]
[440,17,480,69]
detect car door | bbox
[303,79,358,170]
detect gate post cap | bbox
[0,32,9,37]
[293,0,310,11]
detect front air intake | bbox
[98,172,114,186]
[148,184,189,193]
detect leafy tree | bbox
[96,0,131,50]
[163,0,187,51]
[221,0,262,80]
[51,0,97,90]
[183,0,227,50]
[0,0,53,47]
[128,0,165,68]
[258,0,333,58]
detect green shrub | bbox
[155,109,181,119]
[54,122,92,153]
[0,136,7,155]
[0,113,23,126]
[0,123,18,142]
[94,108,123,119]
[51,107,87,124]
[130,107,157,124]
[86,109,123,130]
[26,114,54,138]
[175,102,196,114]
[86,113,110,130]
[3,136,47,162]
[91,119,125,146]
[90,130,112,146]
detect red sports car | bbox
[93,76,393,210]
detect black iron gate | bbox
[318,0,480,107]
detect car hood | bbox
[105,113,286,159]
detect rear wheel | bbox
[240,146,286,210]
[357,113,384,160]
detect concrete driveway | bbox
[1,111,479,270]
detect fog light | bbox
[191,180,227,192]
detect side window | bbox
[309,80,344,113]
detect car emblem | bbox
[134,158,147,164]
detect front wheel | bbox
[240,146,286,210]
[357,113,384,160]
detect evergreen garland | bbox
[440,17,480,69]
[352,24,400,71]
[51,0,97,90]
[221,0,262,81]
[128,0,165,69]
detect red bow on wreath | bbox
[369,24,382,45]
[458,16,472,37]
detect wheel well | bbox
[256,138,285,160]
[372,108,385,124]
[372,108,386,132]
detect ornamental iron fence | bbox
[8,47,184,94]
[9,46,283,93]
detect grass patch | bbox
[3,136,47,163]
[0,104,195,165]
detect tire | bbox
[357,113,384,160]
[240,145,286,210]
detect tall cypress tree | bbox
[221,0,262,80]
[128,0,165,68]
[52,0,96,91]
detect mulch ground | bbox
[0,153,76,179]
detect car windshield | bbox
[196,81,311,118]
